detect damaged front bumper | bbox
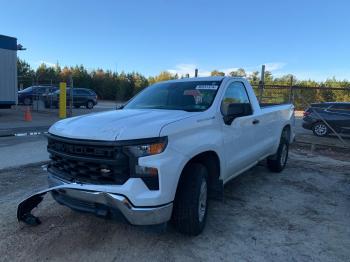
[17,185,173,226]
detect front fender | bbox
[160,115,225,179]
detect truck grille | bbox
[47,135,130,185]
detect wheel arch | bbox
[176,150,223,201]
[281,124,291,143]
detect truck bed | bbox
[259,102,292,108]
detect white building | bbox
[0,34,17,108]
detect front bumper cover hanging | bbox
[17,185,70,226]
[17,185,173,226]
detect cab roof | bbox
[163,76,245,83]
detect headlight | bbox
[125,137,167,157]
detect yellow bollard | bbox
[59,82,66,118]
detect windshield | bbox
[124,80,222,112]
[20,86,33,92]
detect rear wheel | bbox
[24,97,32,105]
[86,100,94,109]
[267,138,289,172]
[172,163,208,236]
[312,122,329,137]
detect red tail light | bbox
[303,111,311,117]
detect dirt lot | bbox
[0,149,349,262]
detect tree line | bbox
[17,59,350,105]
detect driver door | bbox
[221,81,260,181]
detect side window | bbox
[221,82,251,115]
[334,104,350,110]
[329,104,350,114]
[87,90,95,95]
[35,87,47,94]
[73,89,84,95]
[81,90,90,95]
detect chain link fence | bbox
[17,78,73,112]
[17,77,350,112]
[252,84,350,110]
[251,83,350,147]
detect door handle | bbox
[252,119,260,125]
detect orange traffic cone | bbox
[24,106,32,122]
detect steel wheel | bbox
[198,178,207,223]
[280,144,288,167]
[267,137,289,173]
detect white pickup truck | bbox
[17,76,295,235]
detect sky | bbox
[1,0,349,81]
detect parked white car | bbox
[18,76,295,235]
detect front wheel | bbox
[86,100,94,109]
[267,138,289,173]
[172,163,208,236]
[312,122,329,137]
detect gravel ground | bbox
[0,149,349,262]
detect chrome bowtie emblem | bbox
[101,168,111,174]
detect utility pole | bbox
[69,75,73,117]
[195,68,198,77]
[258,64,265,103]
[289,75,294,103]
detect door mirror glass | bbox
[223,103,252,125]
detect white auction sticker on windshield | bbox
[195,85,219,90]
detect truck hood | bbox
[49,109,194,141]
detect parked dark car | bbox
[302,102,350,136]
[18,85,58,105]
[45,88,98,109]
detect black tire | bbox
[312,122,329,137]
[172,163,208,236]
[86,100,94,109]
[24,97,32,106]
[267,138,289,173]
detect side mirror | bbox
[116,104,124,110]
[223,103,252,125]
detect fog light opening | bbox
[135,165,158,177]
